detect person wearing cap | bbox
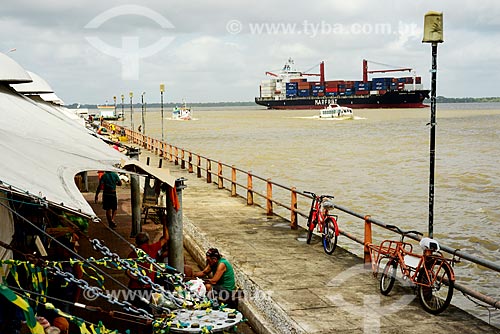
[193,248,235,295]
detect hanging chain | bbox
[89,239,202,308]
[48,265,154,319]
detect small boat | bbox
[97,104,123,120]
[319,104,354,119]
[172,102,192,120]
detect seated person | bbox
[127,232,168,290]
[193,248,235,299]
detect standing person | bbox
[95,171,122,228]
[126,232,168,312]
[193,248,235,299]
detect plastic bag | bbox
[186,278,206,298]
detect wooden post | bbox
[266,179,273,216]
[290,187,298,229]
[231,166,237,196]
[196,156,201,178]
[169,145,173,162]
[206,159,212,183]
[174,147,179,165]
[217,162,223,189]
[364,215,372,268]
[188,152,193,173]
[247,172,253,205]
[181,149,185,169]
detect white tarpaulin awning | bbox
[0,84,126,217]
[121,159,177,187]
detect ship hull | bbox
[255,90,430,109]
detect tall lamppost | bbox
[129,91,134,130]
[160,83,165,141]
[423,11,444,238]
[113,96,117,118]
[121,94,125,122]
[141,91,146,134]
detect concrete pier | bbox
[83,145,498,334]
[129,148,498,334]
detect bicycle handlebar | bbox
[385,224,423,237]
[303,191,335,200]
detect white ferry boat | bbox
[319,104,354,119]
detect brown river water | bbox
[120,102,500,327]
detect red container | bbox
[355,90,370,95]
[325,87,338,93]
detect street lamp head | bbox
[160,84,165,92]
[121,94,124,99]
[113,96,116,101]
[129,91,133,98]
[423,11,444,43]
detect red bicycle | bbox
[304,191,339,255]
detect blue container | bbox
[286,82,298,89]
[286,88,298,94]
[312,85,324,90]
[325,92,337,96]
[298,90,310,97]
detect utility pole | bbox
[422,11,444,238]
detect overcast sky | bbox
[1,0,499,104]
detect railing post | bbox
[174,147,179,165]
[206,159,212,183]
[290,187,298,229]
[169,145,173,162]
[247,171,253,205]
[231,166,237,196]
[188,152,193,173]
[364,215,372,268]
[266,179,273,216]
[217,162,223,189]
[196,156,201,178]
[181,149,186,169]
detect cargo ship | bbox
[255,58,430,109]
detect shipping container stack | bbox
[260,79,277,98]
[286,82,298,98]
[274,75,423,99]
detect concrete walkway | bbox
[132,147,500,334]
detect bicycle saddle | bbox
[420,237,440,251]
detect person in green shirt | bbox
[95,171,122,228]
[194,248,235,297]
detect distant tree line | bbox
[66,101,256,109]
[425,96,500,103]
[66,97,500,109]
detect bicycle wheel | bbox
[306,219,317,244]
[417,259,454,314]
[380,259,398,295]
[322,217,338,255]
